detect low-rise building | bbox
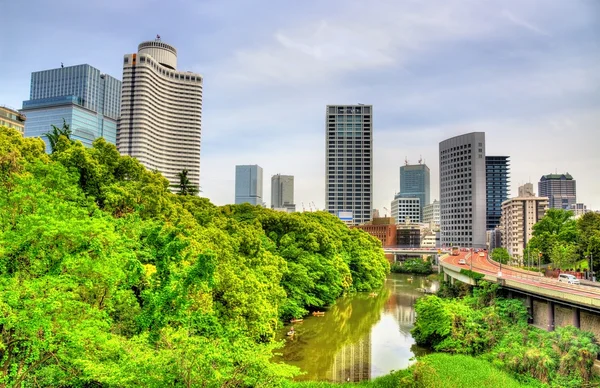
[500,185,549,260]
[353,224,397,247]
[391,195,421,224]
[0,106,26,134]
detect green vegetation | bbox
[284,354,531,388]
[413,281,599,387]
[459,268,485,281]
[525,208,600,271]
[390,258,433,275]
[0,127,389,387]
[491,247,510,264]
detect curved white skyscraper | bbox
[117,38,203,192]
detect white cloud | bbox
[502,10,550,36]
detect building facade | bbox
[235,165,263,205]
[485,156,510,230]
[353,224,397,247]
[570,203,589,217]
[0,106,26,133]
[439,132,487,248]
[391,195,421,224]
[500,186,549,259]
[325,105,373,225]
[271,174,295,211]
[21,64,120,150]
[399,163,430,218]
[117,39,203,193]
[423,199,440,226]
[538,173,576,210]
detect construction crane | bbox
[301,202,306,212]
[383,207,390,217]
[308,202,313,212]
[418,155,422,164]
[404,157,409,166]
[311,201,318,211]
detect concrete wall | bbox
[581,311,600,339]
[554,305,572,329]
[532,299,549,329]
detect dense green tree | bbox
[578,212,600,271]
[0,125,389,386]
[527,208,577,263]
[491,247,510,264]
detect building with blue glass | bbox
[21,64,121,151]
[485,156,510,230]
[235,165,263,205]
[399,163,430,219]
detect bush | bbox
[390,258,433,275]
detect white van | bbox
[558,274,580,285]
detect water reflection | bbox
[276,274,438,381]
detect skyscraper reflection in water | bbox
[329,333,371,382]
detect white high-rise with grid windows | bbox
[439,132,487,248]
[117,38,203,193]
[325,105,373,225]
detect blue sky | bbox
[2,0,599,212]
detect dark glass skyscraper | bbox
[485,156,510,230]
[538,173,576,209]
[399,163,430,219]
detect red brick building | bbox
[353,224,397,248]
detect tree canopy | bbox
[0,126,389,386]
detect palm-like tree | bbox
[44,119,72,153]
[177,169,199,195]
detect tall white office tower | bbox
[439,132,487,248]
[325,105,373,225]
[117,37,203,193]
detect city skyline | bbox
[1,0,599,211]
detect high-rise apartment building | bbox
[399,163,430,219]
[538,173,576,210]
[500,185,549,259]
[235,165,263,205]
[21,64,120,150]
[391,195,421,224]
[271,174,295,212]
[439,132,487,248]
[485,156,510,230]
[325,105,373,225]
[423,199,440,226]
[0,106,26,133]
[117,38,203,193]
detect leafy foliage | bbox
[413,280,599,387]
[491,247,510,264]
[0,126,389,386]
[390,258,433,275]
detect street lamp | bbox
[470,248,473,271]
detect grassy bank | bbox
[283,353,532,387]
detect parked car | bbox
[458,259,466,265]
[558,273,580,285]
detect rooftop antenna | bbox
[418,155,422,164]
[156,34,161,41]
[61,62,64,68]
[405,156,409,166]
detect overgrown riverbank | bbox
[390,257,434,275]
[412,281,599,387]
[0,126,390,386]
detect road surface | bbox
[443,250,600,300]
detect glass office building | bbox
[485,156,510,230]
[21,64,121,151]
[235,165,263,205]
[399,163,430,219]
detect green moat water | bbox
[276,273,439,382]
